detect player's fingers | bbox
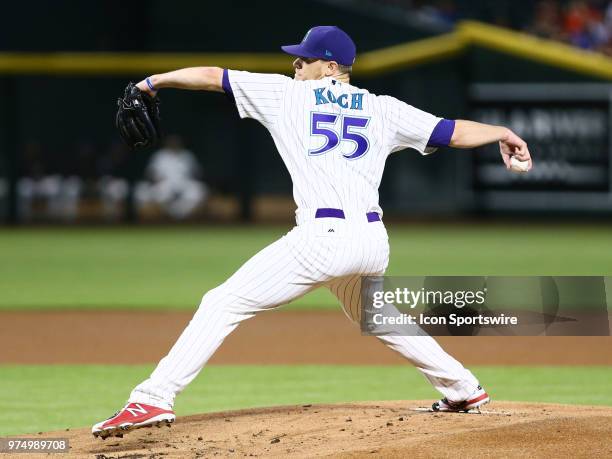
[500,148,511,169]
[514,143,530,161]
[136,80,156,96]
[514,153,528,161]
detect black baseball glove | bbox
[116,82,162,150]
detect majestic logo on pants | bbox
[126,404,148,416]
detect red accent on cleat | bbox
[92,403,175,438]
[466,391,489,406]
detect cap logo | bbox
[325,50,332,57]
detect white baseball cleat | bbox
[431,385,490,412]
[92,402,175,439]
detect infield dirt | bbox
[1,310,611,365]
[30,401,612,458]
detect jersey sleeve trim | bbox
[427,119,455,147]
[222,68,234,101]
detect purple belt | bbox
[315,208,381,222]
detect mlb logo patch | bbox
[325,50,333,57]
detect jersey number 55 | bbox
[309,112,370,160]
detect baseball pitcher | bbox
[94,26,532,438]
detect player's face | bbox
[292,57,328,81]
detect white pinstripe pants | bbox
[130,217,479,409]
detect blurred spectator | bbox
[372,0,612,56]
[135,135,208,219]
[503,0,612,55]
[599,1,612,53]
[55,141,101,222]
[564,1,592,36]
[417,0,459,27]
[97,142,130,220]
[563,1,606,49]
[17,141,63,221]
[527,0,565,40]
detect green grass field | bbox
[1,224,611,436]
[1,365,611,436]
[1,224,612,309]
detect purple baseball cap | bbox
[281,26,356,66]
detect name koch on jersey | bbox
[313,88,364,110]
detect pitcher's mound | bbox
[53,401,612,458]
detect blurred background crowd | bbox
[378,0,612,55]
[12,136,207,222]
[1,0,612,223]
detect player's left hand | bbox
[116,82,162,151]
[499,129,532,171]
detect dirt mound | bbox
[36,401,612,458]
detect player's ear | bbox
[326,61,338,77]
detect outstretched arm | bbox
[135,67,224,95]
[450,120,532,171]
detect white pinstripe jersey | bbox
[227,70,441,216]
